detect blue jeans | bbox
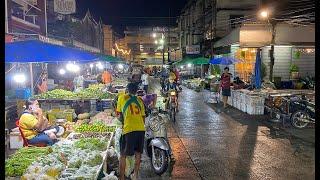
[28,126,59,146]
[28,133,54,146]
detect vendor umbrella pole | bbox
[30,63,34,96]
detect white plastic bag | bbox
[102,171,118,180]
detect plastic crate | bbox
[15,88,31,99]
[96,99,113,111]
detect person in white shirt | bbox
[141,71,149,94]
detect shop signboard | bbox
[38,35,64,46]
[169,49,182,61]
[186,45,200,54]
[54,0,76,14]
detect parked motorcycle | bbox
[145,108,173,175]
[299,76,315,89]
[264,94,315,128]
[290,95,315,129]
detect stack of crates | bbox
[96,99,113,111]
[15,88,31,100]
[47,109,75,124]
[246,95,265,115]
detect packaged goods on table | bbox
[5,147,52,177]
[22,136,111,179]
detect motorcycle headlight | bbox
[170,91,176,96]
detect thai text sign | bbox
[186,45,200,54]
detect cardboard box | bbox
[10,131,23,149]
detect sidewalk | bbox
[207,102,315,145]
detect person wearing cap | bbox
[117,83,146,180]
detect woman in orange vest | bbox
[102,69,112,85]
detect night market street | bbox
[5,0,315,179]
[139,78,315,180]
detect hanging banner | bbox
[54,0,76,14]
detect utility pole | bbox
[269,20,277,82]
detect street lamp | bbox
[258,8,276,81]
[260,10,269,19]
[159,39,164,44]
[152,33,157,38]
[155,40,158,44]
[59,69,66,75]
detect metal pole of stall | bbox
[30,63,34,96]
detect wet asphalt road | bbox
[139,78,315,180]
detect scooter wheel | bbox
[151,147,169,175]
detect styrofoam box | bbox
[10,131,23,149]
[235,100,240,110]
[240,103,247,113]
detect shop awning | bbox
[5,40,99,63]
[174,57,209,66]
[97,54,125,63]
[173,57,192,66]
[209,57,241,65]
[192,57,209,65]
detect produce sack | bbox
[125,156,135,177]
[102,171,118,180]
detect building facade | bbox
[119,26,179,65]
[46,9,104,53]
[5,0,47,35]
[103,25,122,56]
[177,0,260,57]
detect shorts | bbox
[222,88,231,97]
[120,131,145,156]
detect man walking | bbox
[219,67,232,108]
[117,83,146,180]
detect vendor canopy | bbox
[5,40,99,63]
[97,54,125,63]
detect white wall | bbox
[261,46,292,81]
[292,47,315,77]
[261,46,315,81]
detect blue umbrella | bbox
[5,40,99,63]
[254,49,262,89]
[209,57,241,65]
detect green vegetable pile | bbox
[34,89,77,99]
[5,147,52,177]
[74,138,108,151]
[34,84,116,100]
[75,122,116,133]
[84,152,103,166]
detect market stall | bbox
[6,109,120,179]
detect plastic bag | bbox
[102,171,118,180]
[114,128,122,157]
[125,156,135,177]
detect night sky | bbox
[76,0,188,32]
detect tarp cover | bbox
[5,40,99,63]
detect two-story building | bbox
[177,0,260,57]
